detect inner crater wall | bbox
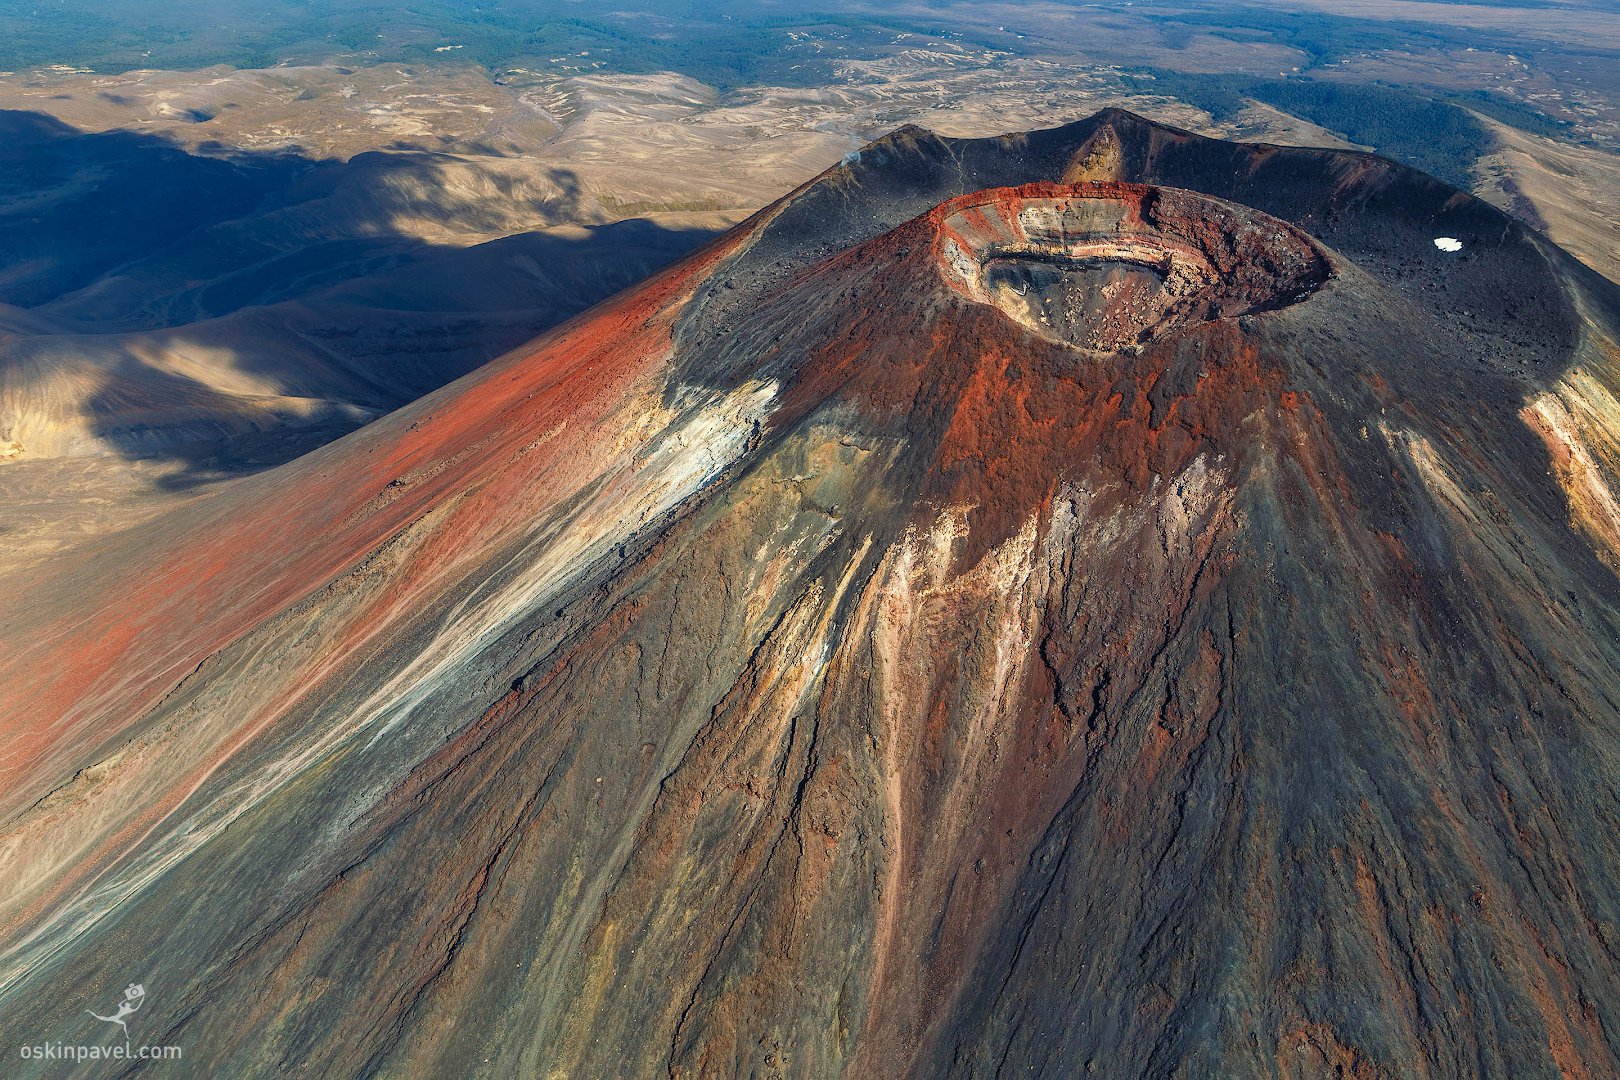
[934,181,1332,352]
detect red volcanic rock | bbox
[933,181,1329,351]
[1,111,1619,1080]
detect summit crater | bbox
[934,181,1332,352]
[2,110,1620,1080]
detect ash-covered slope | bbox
[3,110,1620,1079]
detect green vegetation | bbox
[0,1,994,90]
[1145,6,1510,67]
[1441,89,1574,140]
[1126,70,1572,188]
[0,0,1585,178]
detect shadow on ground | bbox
[0,110,732,487]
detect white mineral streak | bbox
[0,378,779,992]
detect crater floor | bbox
[935,181,1332,351]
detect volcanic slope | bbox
[3,109,1620,1078]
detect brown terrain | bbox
[4,48,1616,580]
[1,3,1619,1072]
[0,110,1617,1078]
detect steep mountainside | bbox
[2,110,1619,1078]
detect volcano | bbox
[2,109,1620,1078]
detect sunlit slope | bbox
[1,111,1618,1079]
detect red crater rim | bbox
[934,181,1332,352]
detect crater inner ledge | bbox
[935,180,1332,352]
